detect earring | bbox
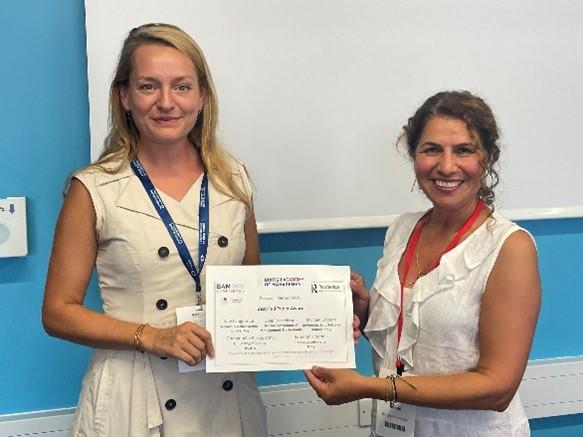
[410,178,418,192]
[125,110,133,125]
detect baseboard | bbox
[1,356,582,437]
[0,408,75,437]
[261,383,369,436]
[520,356,583,419]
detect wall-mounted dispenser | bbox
[0,197,28,257]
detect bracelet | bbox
[391,375,399,406]
[134,323,148,353]
[385,374,398,406]
[385,374,417,407]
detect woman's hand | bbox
[350,271,370,331]
[350,271,368,302]
[141,322,215,366]
[304,366,372,405]
[353,314,362,344]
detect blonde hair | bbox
[89,23,251,209]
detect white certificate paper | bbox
[205,265,355,373]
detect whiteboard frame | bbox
[257,206,583,233]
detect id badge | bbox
[375,368,416,437]
[176,305,206,373]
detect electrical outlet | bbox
[358,398,372,427]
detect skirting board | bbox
[1,356,581,437]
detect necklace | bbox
[414,221,455,281]
[405,199,485,287]
[403,214,431,288]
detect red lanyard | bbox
[395,199,484,374]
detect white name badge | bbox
[176,305,206,373]
[375,368,416,437]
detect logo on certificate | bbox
[311,281,343,293]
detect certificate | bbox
[205,265,355,373]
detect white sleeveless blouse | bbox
[364,211,532,436]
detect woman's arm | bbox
[43,179,134,348]
[306,230,541,411]
[42,179,214,365]
[242,203,260,265]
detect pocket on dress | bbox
[72,353,114,436]
[209,198,247,266]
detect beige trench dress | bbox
[69,159,268,437]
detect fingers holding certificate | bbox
[205,265,356,372]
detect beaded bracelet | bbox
[133,323,148,353]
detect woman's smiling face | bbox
[414,116,484,213]
[120,43,204,149]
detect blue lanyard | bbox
[130,158,209,304]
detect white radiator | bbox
[1,357,581,437]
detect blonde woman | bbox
[43,24,267,436]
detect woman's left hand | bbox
[353,314,362,344]
[350,271,370,331]
[304,366,370,405]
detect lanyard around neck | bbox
[130,158,209,305]
[395,199,484,374]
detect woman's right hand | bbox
[304,366,373,405]
[141,322,215,366]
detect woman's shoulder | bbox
[460,211,536,270]
[222,153,253,193]
[223,153,247,177]
[392,210,426,228]
[492,214,537,256]
[385,210,426,244]
[485,211,535,246]
[374,211,427,267]
[73,156,132,187]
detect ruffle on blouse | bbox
[364,212,510,372]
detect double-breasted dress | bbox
[69,158,268,437]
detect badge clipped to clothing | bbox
[176,305,206,373]
[375,368,416,437]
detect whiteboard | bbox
[85,0,583,232]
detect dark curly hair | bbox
[399,90,501,206]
